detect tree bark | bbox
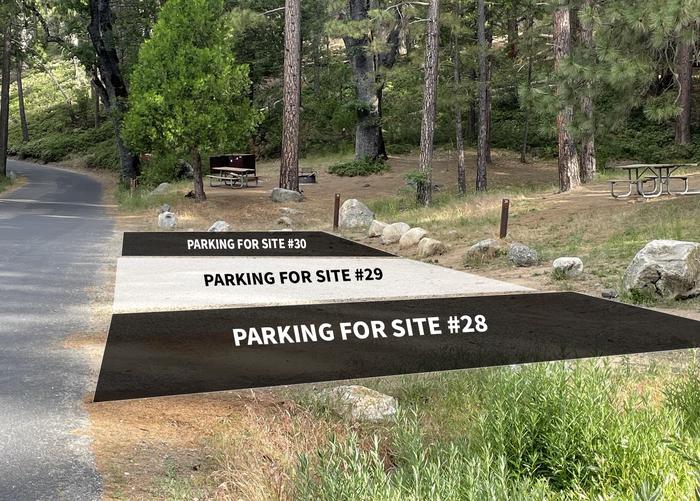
[579,0,596,182]
[191,148,206,203]
[520,15,533,163]
[87,0,140,183]
[0,23,10,178]
[417,0,440,206]
[279,0,301,191]
[675,41,693,145]
[452,26,466,195]
[475,0,488,191]
[16,57,29,143]
[343,0,399,161]
[553,5,580,192]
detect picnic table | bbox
[609,163,699,199]
[206,166,259,189]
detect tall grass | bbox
[294,362,699,500]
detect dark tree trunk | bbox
[280,0,301,191]
[675,41,693,145]
[191,148,206,203]
[475,0,488,191]
[0,24,10,178]
[417,0,440,206]
[16,57,29,143]
[343,0,399,161]
[553,5,580,192]
[484,11,492,164]
[452,24,466,195]
[579,0,596,182]
[87,0,140,183]
[507,15,518,59]
[520,15,533,164]
[92,67,100,128]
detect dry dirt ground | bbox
[72,149,700,499]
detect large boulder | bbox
[418,238,446,258]
[399,227,428,249]
[208,220,231,232]
[553,257,584,278]
[149,182,170,196]
[157,211,177,229]
[271,187,303,202]
[322,385,397,422]
[338,199,374,229]
[368,220,387,238]
[380,222,411,244]
[623,240,700,299]
[508,243,539,267]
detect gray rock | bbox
[149,182,171,196]
[553,257,584,277]
[602,289,619,299]
[466,238,508,259]
[157,211,177,229]
[508,243,539,267]
[280,207,303,215]
[368,220,387,238]
[380,222,411,244]
[322,385,397,422]
[208,220,231,232]
[338,199,374,229]
[418,238,446,258]
[157,204,171,214]
[271,187,303,202]
[623,240,700,299]
[399,227,428,249]
[277,216,293,227]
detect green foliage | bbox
[138,152,184,188]
[123,0,259,160]
[328,157,389,177]
[294,362,698,500]
[665,367,700,436]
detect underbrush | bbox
[294,361,700,500]
[328,157,390,177]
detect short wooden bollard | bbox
[333,193,341,230]
[499,198,510,239]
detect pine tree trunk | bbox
[417,0,440,206]
[675,41,693,145]
[521,15,534,163]
[191,148,206,203]
[16,57,29,143]
[553,5,580,192]
[279,0,301,191]
[484,14,492,164]
[475,0,488,191]
[0,24,10,178]
[579,0,596,182]
[452,28,466,195]
[344,0,382,161]
[87,0,140,183]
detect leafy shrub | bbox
[665,367,700,436]
[328,157,389,177]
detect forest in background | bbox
[0,0,698,201]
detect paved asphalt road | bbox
[0,160,112,500]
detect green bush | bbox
[328,157,389,177]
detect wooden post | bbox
[333,193,341,230]
[499,198,510,239]
[130,178,137,197]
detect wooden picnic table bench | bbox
[207,166,260,189]
[609,163,699,199]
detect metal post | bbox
[499,198,510,239]
[333,193,341,231]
